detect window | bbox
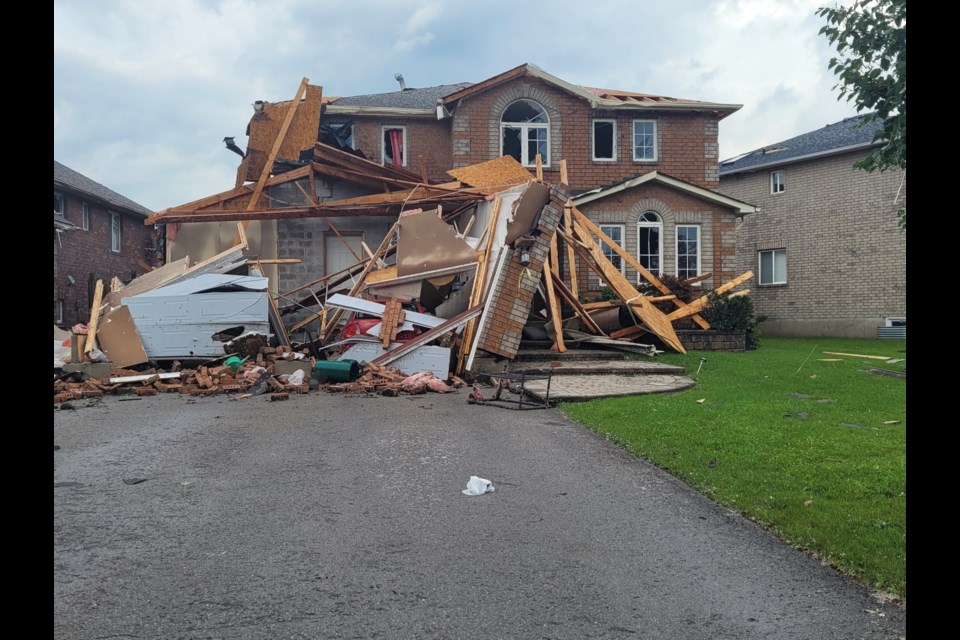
[676,225,700,279]
[55,299,64,324]
[82,203,90,230]
[770,170,785,194]
[598,224,626,287]
[110,212,122,253]
[592,119,616,161]
[758,249,787,285]
[501,99,549,167]
[54,193,64,218]
[329,122,355,149]
[382,126,407,167]
[637,212,662,278]
[632,120,658,161]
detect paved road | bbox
[54,392,906,639]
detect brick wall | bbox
[575,183,739,293]
[449,76,721,190]
[333,116,453,183]
[718,150,907,337]
[53,192,160,328]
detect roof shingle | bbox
[331,83,474,110]
[53,161,152,216]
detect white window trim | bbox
[884,317,906,327]
[592,119,617,162]
[500,99,550,168]
[632,119,658,162]
[54,192,65,218]
[770,170,785,194]
[82,202,90,231]
[758,248,787,285]
[636,213,664,283]
[55,299,64,324]
[381,125,408,167]
[110,212,122,253]
[675,224,701,279]
[597,223,626,287]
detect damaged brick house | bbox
[159,63,757,318]
[54,161,162,328]
[718,114,906,338]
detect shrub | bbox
[701,292,766,348]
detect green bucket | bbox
[224,355,249,372]
[314,359,361,382]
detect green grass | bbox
[560,337,906,600]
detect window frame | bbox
[500,99,550,168]
[597,223,626,288]
[632,119,658,162]
[328,122,356,149]
[82,202,90,231]
[770,170,785,194]
[55,299,64,325]
[381,125,408,167]
[758,248,787,285]
[110,212,122,253]
[54,192,65,218]
[592,118,617,162]
[636,211,663,282]
[675,224,701,280]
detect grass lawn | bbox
[560,337,906,600]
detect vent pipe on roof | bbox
[395,73,406,91]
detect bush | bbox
[701,292,766,348]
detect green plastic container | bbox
[314,359,361,382]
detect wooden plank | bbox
[535,153,543,181]
[325,293,445,328]
[234,77,311,245]
[665,271,754,321]
[549,230,560,279]
[559,159,568,185]
[570,217,685,353]
[84,280,104,356]
[110,276,123,293]
[582,301,621,311]
[326,220,363,263]
[456,195,502,373]
[609,324,649,340]
[648,294,677,302]
[370,305,484,368]
[682,272,713,285]
[823,351,896,360]
[294,179,319,206]
[542,253,566,353]
[571,206,711,330]
[136,259,155,273]
[563,204,578,299]
[365,263,477,289]
[550,270,605,336]
[247,259,301,264]
[109,372,181,384]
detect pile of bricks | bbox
[322,363,466,396]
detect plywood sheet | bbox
[447,156,534,188]
[242,84,324,182]
[97,305,149,368]
[396,210,477,277]
[505,181,551,244]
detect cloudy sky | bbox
[54,0,860,213]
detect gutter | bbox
[324,104,437,118]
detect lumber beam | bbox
[542,252,566,352]
[84,280,104,356]
[665,271,754,321]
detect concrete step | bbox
[508,360,686,376]
[510,348,629,362]
[522,373,696,403]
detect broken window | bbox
[637,211,662,278]
[382,126,407,167]
[110,212,122,253]
[632,119,657,161]
[500,99,549,167]
[676,225,700,279]
[593,119,616,161]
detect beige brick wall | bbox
[718,150,906,338]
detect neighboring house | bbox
[718,115,906,338]
[53,161,162,329]
[167,63,757,304]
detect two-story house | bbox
[162,63,757,303]
[718,115,906,338]
[54,160,162,329]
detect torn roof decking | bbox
[147,153,535,226]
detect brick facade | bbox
[329,116,453,184]
[53,193,160,329]
[718,150,907,338]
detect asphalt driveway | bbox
[54,392,906,639]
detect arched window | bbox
[501,99,549,167]
[637,211,662,277]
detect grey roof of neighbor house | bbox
[53,161,152,217]
[330,83,474,110]
[719,114,885,175]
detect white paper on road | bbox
[462,476,495,496]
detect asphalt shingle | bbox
[331,83,473,109]
[53,161,152,216]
